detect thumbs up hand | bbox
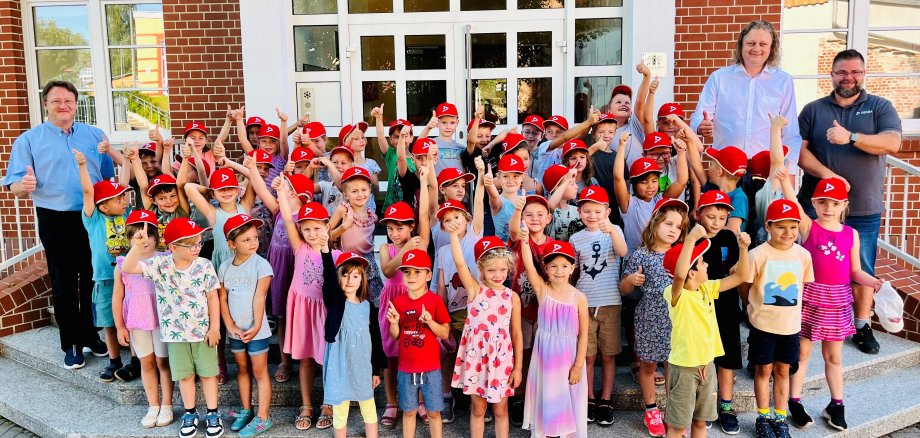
[427,111,438,129]
[826,119,852,145]
[698,111,714,136]
[148,123,162,142]
[629,266,646,287]
[20,166,37,194]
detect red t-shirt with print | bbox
[510,237,554,322]
[392,290,450,373]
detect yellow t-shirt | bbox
[665,279,724,367]
[746,243,814,335]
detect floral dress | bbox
[623,246,672,363]
[451,284,515,403]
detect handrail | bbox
[880,155,920,270]
[0,196,43,273]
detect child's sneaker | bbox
[238,416,273,437]
[441,395,455,424]
[771,417,792,438]
[718,408,740,435]
[179,412,199,438]
[755,416,776,438]
[788,400,813,428]
[82,338,108,357]
[485,404,494,423]
[509,399,523,426]
[587,399,596,423]
[114,361,140,382]
[99,363,120,382]
[822,403,847,431]
[643,407,666,437]
[157,405,174,426]
[141,406,159,428]
[230,409,253,432]
[205,411,223,438]
[596,400,615,426]
[63,346,85,370]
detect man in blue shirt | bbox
[3,81,115,369]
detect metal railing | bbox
[880,155,920,270]
[0,196,43,273]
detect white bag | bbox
[873,281,904,333]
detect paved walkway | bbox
[0,418,36,438]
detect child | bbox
[619,198,690,437]
[185,167,253,280]
[130,142,163,208]
[779,176,882,431]
[519,239,589,438]
[688,143,749,235]
[533,110,600,180]
[121,218,223,438]
[521,114,545,161]
[432,102,465,174]
[499,133,543,195]
[128,146,191,251]
[461,105,498,174]
[486,154,526,241]
[614,132,688,257]
[562,140,598,193]
[745,199,814,438]
[218,214,274,436]
[338,122,381,213]
[112,210,174,428]
[694,190,743,435]
[431,159,484,256]
[397,135,439,209]
[76,149,132,381]
[242,148,280,258]
[300,121,329,159]
[543,165,585,242]
[179,121,217,173]
[235,108,289,186]
[371,106,416,212]
[569,185,628,426]
[591,85,648,203]
[321,251,387,438]
[313,145,354,215]
[385,249,451,437]
[662,224,751,438]
[328,166,384,304]
[641,132,682,194]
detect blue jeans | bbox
[802,203,880,276]
[397,369,444,412]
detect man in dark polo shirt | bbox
[798,49,903,355]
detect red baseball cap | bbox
[543,240,576,263]
[595,112,617,125]
[335,252,369,268]
[338,122,369,144]
[525,195,550,210]
[500,133,528,156]
[435,102,458,118]
[289,147,314,164]
[209,168,239,190]
[542,164,569,193]
[146,174,177,197]
[697,190,734,211]
[296,201,329,223]
[544,115,569,131]
[812,177,848,201]
[657,103,684,119]
[748,145,790,180]
[399,249,432,271]
[705,146,748,177]
[245,116,266,128]
[765,199,801,223]
[223,213,264,239]
[562,139,588,158]
[303,121,326,138]
[258,124,280,140]
[184,121,208,137]
[126,209,158,227]
[329,146,355,161]
[287,174,314,201]
[474,236,507,262]
[411,138,435,156]
[629,158,662,179]
[498,154,526,174]
[381,201,415,223]
[93,180,130,205]
[139,142,157,154]
[652,197,689,216]
[643,132,671,151]
[577,185,609,206]
[436,200,471,220]
[164,218,210,246]
[247,149,276,167]
[437,168,474,188]
[611,84,632,99]
[389,118,411,135]
[467,118,496,133]
[341,166,372,184]
[663,239,711,277]
[522,115,545,132]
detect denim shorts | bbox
[397,369,444,412]
[92,280,115,328]
[228,336,270,356]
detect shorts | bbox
[167,341,219,381]
[92,280,115,328]
[521,318,537,350]
[449,309,467,333]
[587,305,622,357]
[666,362,718,429]
[747,325,800,367]
[397,370,444,413]
[713,290,743,370]
[130,328,168,358]
[228,336,270,356]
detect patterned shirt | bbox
[139,255,219,343]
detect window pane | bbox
[472,79,508,125]
[780,32,847,76]
[576,0,622,6]
[405,35,446,70]
[112,90,170,131]
[362,81,397,126]
[294,26,339,71]
[866,31,920,75]
[518,0,563,9]
[37,49,93,87]
[575,18,622,66]
[293,0,337,14]
[518,32,552,67]
[865,76,920,119]
[33,6,90,47]
[781,0,848,31]
[518,77,552,121]
[472,33,506,69]
[361,36,394,70]
[461,0,503,10]
[105,4,164,46]
[869,1,920,28]
[406,80,447,125]
[109,48,167,89]
[791,78,825,114]
[405,0,449,12]
[574,76,621,122]
[349,0,392,13]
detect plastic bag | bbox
[874,281,904,333]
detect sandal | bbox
[631,364,641,384]
[316,405,333,430]
[216,364,227,385]
[274,362,292,383]
[380,404,399,429]
[295,406,313,430]
[654,369,666,386]
[418,403,430,425]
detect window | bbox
[782,0,920,132]
[27,1,168,138]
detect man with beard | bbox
[797,49,902,355]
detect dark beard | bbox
[834,82,862,98]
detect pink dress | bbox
[116,255,162,330]
[801,222,856,341]
[284,244,327,362]
[451,284,515,403]
[338,203,383,304]
[268,211,295,318]
[378,244,409,357]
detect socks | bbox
[757,408,771,418]
[109,357,122,367]
[207,408,218,415]
[186,408,197,415]
[831,398,844,405]
[855,318,870,329]
[775,409,787,421]
[789,397,801,403]
[719,399,733,412]
[645,403,657,411]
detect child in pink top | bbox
[329,167,384,304]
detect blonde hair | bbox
[640,206,689,249]
[732,20,780,67]
[476,247,516,274]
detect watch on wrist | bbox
[850,132,859,144]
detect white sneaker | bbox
[142,406,160,428]
[157,405,174,426]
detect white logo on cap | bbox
[406,253,415,261]
[442,105,449,112]
[715,193,724,200]
[669,105,677,113]
[389,207,396,215]
[110,182,119,189]
[187,219,195,226]
[266,127,273,132]
[305,207,313,215]
[510,158,518,166]
[553,243,562,252]
[221,174,229,182]
[241,215,250,221]
[782,204,792,213]
[482,241,491,250]
[192,123,199,128]
[586,189,595,196]
[139,212,149,219]
[643,162,651,170]
[552,116,559,121]
[825,183,835,192]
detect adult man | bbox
[3,81,114,368]
[797,49,903,355]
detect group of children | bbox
[73,62,883,438]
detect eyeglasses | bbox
[832,70,865,78]
[173,241,204,249]
[48,99,77,107]
[646,152,672,160]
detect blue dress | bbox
[211,204,247,271]
[322,301,374,405]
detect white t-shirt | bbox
[432,225,482,313]
[571,227,625,307]
[218,254,274,341]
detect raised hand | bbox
[72,149,87,166]
[386,302,400,325]
[213,140,226,160]
[482,166,494,188]
[426,111,438,129]
[514,188,527,211]
[417,163,428,180]
[148,123,162,142]
[672,136,688,152]
[341,210,355,230]
[636,61,651,77]
[738,232,751,249]
[271,175,285,192]
[629,266,646,287]
[587,106,600,125]
[97,139,110,154]
[826,120,851,145]
[474,156,485,175]
[242,154,257,170]
[769,113,788,130]
[444,220,464,236]
[649,77,660,93]
[276,107,288,122]
[688,223,708,241]
[698,111,714,136]
[122,145,138,162]
[406,236,422,251]
[298,113,310,127]
[292,131,303,146]
[419,305,432,325]
[475,103,485,119]
[19,166,37,194]
[284,160,295,174]
[619,132,631,147]
[591,139,610,153]
[370,104,384,120]
[180,142,192,159]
